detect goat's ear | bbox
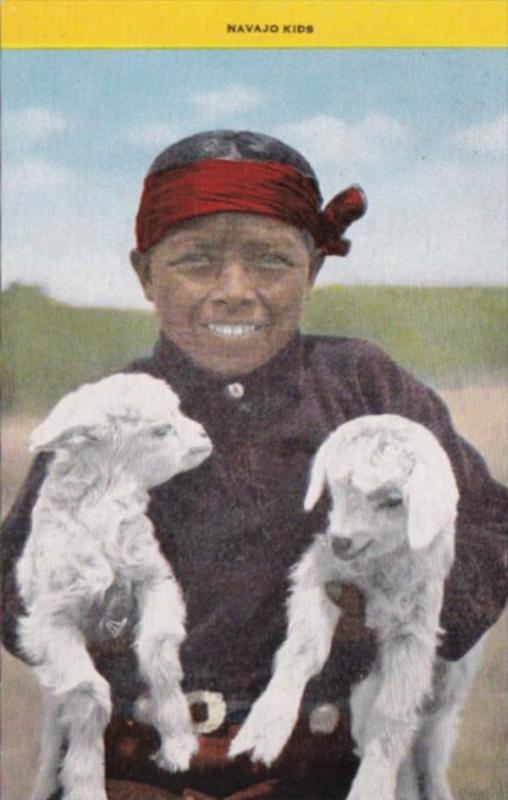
[405,461,457,550]
[29,423,107,453]
[304,444,329,511]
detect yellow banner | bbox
[2,0,507,49]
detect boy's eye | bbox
[169,252,210,268]
[259,252,293,268]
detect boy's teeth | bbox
[207,324,258,337]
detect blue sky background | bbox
[3,48,507,307]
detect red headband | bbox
[135,159,366,256]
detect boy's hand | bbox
[85,585,137,656]
[325,581,373,641]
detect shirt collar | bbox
[152,330,304,420]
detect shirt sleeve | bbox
[356,342,508,661]
[1,453,51,659]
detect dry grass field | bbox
[1,385,507,800]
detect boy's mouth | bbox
[204,323,264,338]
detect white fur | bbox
[17,373,213,800]
[230,414,483,800]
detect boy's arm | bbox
[1,453,51,658]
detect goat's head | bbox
[304,414,459,556]
[30,374,212,488]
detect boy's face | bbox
[133,213,317,376]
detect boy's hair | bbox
[147,129,322,202]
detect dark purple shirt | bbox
[2,333,507,715]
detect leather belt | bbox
[100,779,279,799]
[105,713,358,800]
[182,782,279,800]
[184,691,344,736]
[133,689,344,737]
[50,780,278,799]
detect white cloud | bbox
[4,107,68,140]
[317,158,507,287]
[451,113,507,153]
[271,113,505,287]
[274,113,409,173]
[4,157,77,190]
[188,83,265,121]
[3,166,147,309]
[123,123,183,149]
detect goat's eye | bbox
[151,425,173,438]
[377,495,403,510]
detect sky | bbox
[2,48,507,308]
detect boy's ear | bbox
[130,249,153,301]
[306,252,325,295]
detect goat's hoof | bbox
[229,704,292,767]
[229,730,284,767]
[153,733,199,772]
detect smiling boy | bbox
[131,213,317,377]
[2,130,507,800]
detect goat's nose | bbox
[190,421,209,439]
[331,536,353,557]
[192,426,212,452]
[199,428,212,447]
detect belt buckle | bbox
[186,690,227,734]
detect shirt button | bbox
[309,703,340,734]
[226,382,245,399]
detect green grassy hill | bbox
[3,282,507,416]
[2,284,157,416]
[302,285,508,388]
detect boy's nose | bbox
[209,260,256,307]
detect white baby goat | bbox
[230,414,483,800]
[16,373,213,800]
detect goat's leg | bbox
[346,633,437,800]
[21,615,111,800]
[405,643,484,800]
[135,572,198,773]
[396,669,465,800]
[230,543,340,765]
[413,712,459,800]
[395,746,422,800]
[29,692,63,800]
[350,669,381,758]
[58,682,111,800]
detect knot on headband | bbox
[135,159,367,256]
[320,185,368,256]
